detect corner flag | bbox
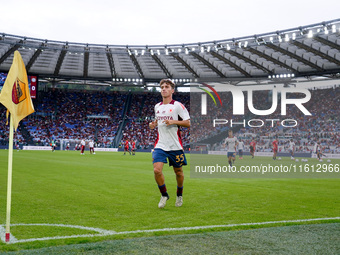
[0,50,35,243]
[0,50,35,130]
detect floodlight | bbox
[292,33,296,40]
[285,34,289,42]
[307,30,313,38]
[332,24,336,33]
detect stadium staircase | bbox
[112,92,133,148]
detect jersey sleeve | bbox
[176,102,190,120]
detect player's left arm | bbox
[164,119,190,127]
[164,102,190,127]
[235,140,239,151]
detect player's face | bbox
[228,131,233,137]
[160,83,174,98]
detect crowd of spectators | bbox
[0,85,338,154]
[0,89,190,150]
[0,89,127,147]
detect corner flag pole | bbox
[5,115,14,243]
[0,50,35,243]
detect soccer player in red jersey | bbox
[131,140,136,155]
[272,137,279,160]
[149,79,190,209]
[250,138,256,158]
[123,139,130,155]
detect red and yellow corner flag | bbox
[0,50,35,130]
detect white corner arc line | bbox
[3,217,340,244]
[10,223,116,234]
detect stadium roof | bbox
[1,19,340,87]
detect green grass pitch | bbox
[0,150,339,252]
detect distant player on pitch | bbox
[223,130,238,167]
[272,137,279,160]
[149,79,190,209]
[51,140,56,152]
[314,140,322,161]
[80,139,86,155]
[131,140,136,155]
[237,138,244,159]
[250,138,256,158]
[289,139,295,160]
[123,139,130,155]
[89,140,95,154]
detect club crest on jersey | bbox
[169,109,173,113]
[12,78,27,104]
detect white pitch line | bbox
[10,223,116,235]
[4,217,340,244]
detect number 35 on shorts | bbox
[176,154,185,165]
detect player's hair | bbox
[159,79,175,89]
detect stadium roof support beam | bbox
[292,40,340,66]
[83,50,89,78]
[190,52,226,78]
[245,47,299,74]
[151,54,172,78]
[0,40,23,66]
[211,50,252,77]
[226,49,274,75]
[26,44,44,72]
[265,43,325,72]
[54,47,67,76]
[313,35,340,51]
[129,54,144,79]
[106,50,116,78]
[171,54,199,78]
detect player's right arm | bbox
[149,119,158,129]
[223,138,227,148]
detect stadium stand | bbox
[0,84,338,155]
[0,19,339,153]
[0,89,190,151]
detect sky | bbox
[0,0,339,46]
